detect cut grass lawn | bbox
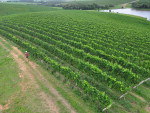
[0,40,20,108]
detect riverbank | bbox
[133,8,150,11]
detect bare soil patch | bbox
[145,105,150,113]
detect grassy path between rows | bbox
[0,38,19,112]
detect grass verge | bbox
[0,39,20,109]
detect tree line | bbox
[132,0,150,9]
[63,3,114,10]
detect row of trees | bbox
[132,0,150,9]
[63,3,114,10]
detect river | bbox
[101,8,150,21]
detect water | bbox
[101,8,150,21]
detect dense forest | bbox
[62,3,114,10]
[132,0,150,9]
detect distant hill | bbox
[0,3,61,16]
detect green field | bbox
[0,40,20,110]
[0,2,150,113]
[0,3,61,16]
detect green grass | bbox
[134,82,150,101]
[0,3,61,16]
[3,2,38,5]
[109,82,150,113]
[0,40,20,107]
[34,62,97,113]
[0,39,48,113]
